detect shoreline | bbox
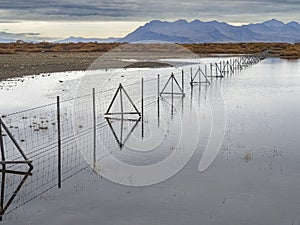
[0,52,103,81]
[0,43,299,81]
[0,52,237,81]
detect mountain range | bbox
[54,36,119,43]
[1,19,299,43]
[120,19,300,43]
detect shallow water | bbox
[1,58,300,225]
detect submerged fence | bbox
[0,55,264,219]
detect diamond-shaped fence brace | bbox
[0,55,263,219]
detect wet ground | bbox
[0,57,299,225]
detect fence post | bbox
[171,73,174,97]
[190,67,193,85]
[157,74,160,126]
[219,61,222,76]
[119,84,124,143]
[199,66,201,84]
[141,78,144,138]
[157,74,160,99]
[0,172,4,220]
[181,69,184,93]
[0,119,5,165]
[57,96,61,189]
[0,119,5,217]
[171,73,174,116]
[92,88,96,170]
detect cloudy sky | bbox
[0,0,299,39]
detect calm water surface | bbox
[1,58,300,225]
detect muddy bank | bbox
[1,42,299,81]
[0,45,192,80]
[0,52,103,81]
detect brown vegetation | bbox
[0,42,122,54]
[180,42,300,59]
[0,42,299,59]
[0,42,299,81]
[278,44,300,59]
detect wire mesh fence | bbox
[0,55,264,218]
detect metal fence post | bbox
[0,119,5,165]
[141,78,144,138]
[171,73,174,116]
[57,96,61,189]
[92,88,96,170]
[0,119,5,217]
[157,74,160,125]
[197,67,201,91]
[190,67,193,85]
[157,74,160,98]
[119,84,124,143]
[220,61,222,75]
[181,69,184,93]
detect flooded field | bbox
[0,57,299,225]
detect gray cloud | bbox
[0,31,40,38]
[0,0,299,22]
[0,31,59,41]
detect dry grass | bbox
[279,45,300,59]
[0,42,122,54]
[180,42,300,59]
[0,42,299,59]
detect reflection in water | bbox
[1,58,299,225]
[0,168,32,221]
[0,121,88,221]
[106,117,141,149]
[104,83,142,148]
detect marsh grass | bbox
[0,42,299,58]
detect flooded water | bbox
[0,57,300,225]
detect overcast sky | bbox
[0,0,299,38]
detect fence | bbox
[0,54,264,220]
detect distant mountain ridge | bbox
[54,36,119,43]
[120,19,300,43]
[0,37,15,43]
[0,19,299,43]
